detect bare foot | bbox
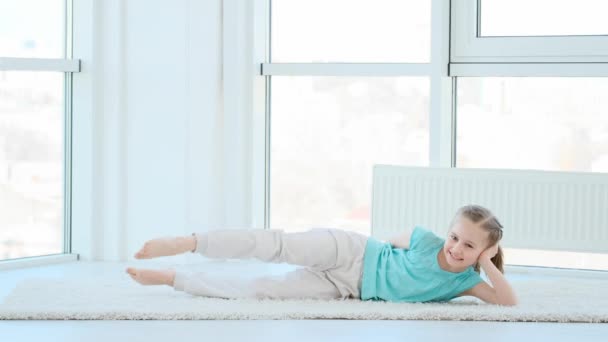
[126,267,176,286]
[134,236,196,259]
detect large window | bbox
[268,0,433,233]
[0,0,74,261]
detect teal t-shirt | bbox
[360,226,483,302]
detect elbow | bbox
[496,296,518,307]
[490,288,518,306]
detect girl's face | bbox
[442,217,490,270]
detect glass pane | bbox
[271,0,430,63]
[480,0,608,37]
[270,77,429,234]
[0,71,64,260]
[0,0,65,58]
[456,77,608,173]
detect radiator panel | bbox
[371,165,608,253]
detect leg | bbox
[193,228,340,271]
[134,235,196,259]
[126,267,176,286]
[173,267,342,300]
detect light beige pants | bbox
[173,228,369,300]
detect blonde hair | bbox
[450,204,505,274]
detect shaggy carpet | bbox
[1,272,607,322]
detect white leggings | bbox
[172,228,369,300]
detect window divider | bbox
[0,57,79,72]
[261,63,432,76]
[450,62,608,77]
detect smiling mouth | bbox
[448,251,463,261]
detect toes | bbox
[134,243,150,259]
[134,248,147,259]
[126,267,137,276]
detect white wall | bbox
[71,0,254,261]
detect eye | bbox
[466,244,473,248]
[450,235,457,241]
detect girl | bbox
[126,204,518,306]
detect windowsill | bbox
[0,253,79,271]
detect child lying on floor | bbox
[126,204,517,306]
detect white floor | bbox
[1,260,608,342]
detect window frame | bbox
[0,0,80,268]
[450,0,608,76]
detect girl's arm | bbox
[476,257,518,306]
[463,244,517,306]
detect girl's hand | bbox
[479,243,499,261]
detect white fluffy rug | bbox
[1,272,608,322]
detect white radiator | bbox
[370,165,608,253]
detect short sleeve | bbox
[446,272,485,301]
[409,226,443,252]
[463,272,483,291]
